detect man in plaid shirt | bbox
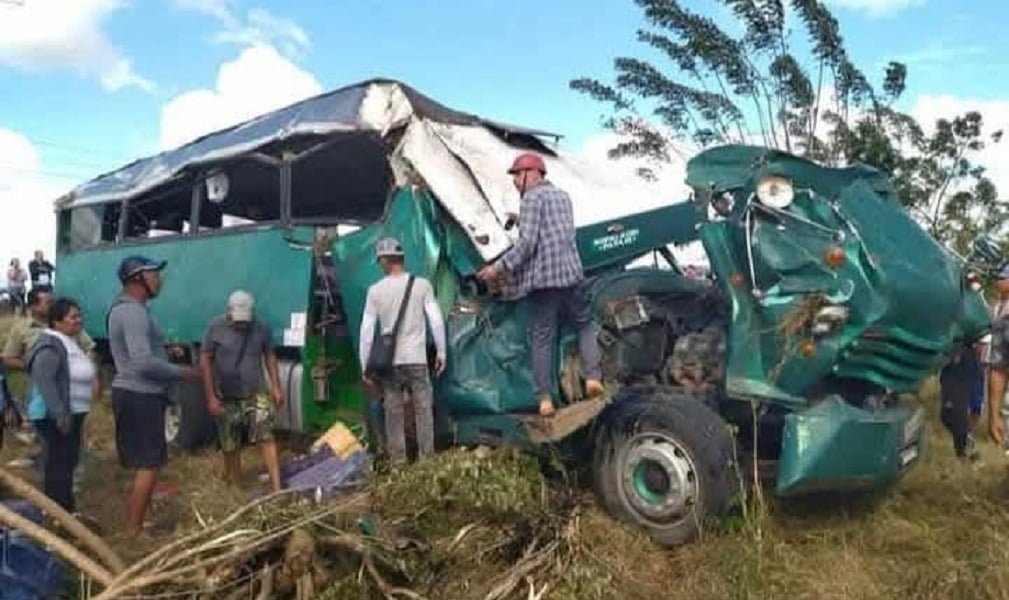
[478,152,604,417]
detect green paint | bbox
[55,227,314,346]
[632,461,666,506]
[775,396,925,495]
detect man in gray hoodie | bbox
[107,256,201,538]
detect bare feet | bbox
[538,395,555,417]
[585,379,605,399]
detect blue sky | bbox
[1,0,1008,261]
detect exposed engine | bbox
[595,288,729,393]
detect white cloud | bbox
[174,0,309,59]
[575,131,709,266]
[0,130,69,275]
[823,0,925,18]
[0,0,154,92]
[158,44,323,150]
[888,42,986,68]
[913,94,1009,197]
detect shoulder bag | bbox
[366,275,415,377]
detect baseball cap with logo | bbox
[375,237,404,259]
[227,290,255,322]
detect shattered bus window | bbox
[58,202,120,251]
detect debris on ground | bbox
[0,441,626,600]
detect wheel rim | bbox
[165,404,180,444]
[620,432,699,524]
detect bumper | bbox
[775,396,924,496]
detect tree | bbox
[571,0,1004,255]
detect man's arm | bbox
[988,321,1009,445]
[422,283,447,363]
[498,191,543,273]
[359,288,378,374]
[262,324,283,404]
[117,304,186,382]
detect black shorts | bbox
[111,388,168,470]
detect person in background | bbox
[359,238,446,465]
[29,250,55,293]
[7,259,27,316]
[939,339,982,461]
[986,266,1009,449]
[107,256,201,538]
[200,290,285,492]
[476,152,604,417]
[3,289,99,453]
[25,298,95,514]
[4,289,97,376]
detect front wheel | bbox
[592,386,737,547]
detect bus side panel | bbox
[55,228,314,347]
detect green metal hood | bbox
[687,145,990,403]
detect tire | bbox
[592,385,737,547]
[165,402,182,448]
[169,379,217,451]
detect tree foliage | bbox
[571,0,1005,254]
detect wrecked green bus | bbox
[53,79,990,546]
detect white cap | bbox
[227,290,255,322]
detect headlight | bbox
[756,175,794,209]
[812,305,849,337]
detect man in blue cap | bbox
[986,265,1009,449]
[107,255,201,538]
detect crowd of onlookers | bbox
[5,250,55,315]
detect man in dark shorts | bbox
[200,290,285,492]
[107,256,201,538]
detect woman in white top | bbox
[26,298,96,513]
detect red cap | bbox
[507,152,546,175]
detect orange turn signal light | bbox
[824,246,845,269]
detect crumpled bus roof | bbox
[57,78,558,208]
[56,78,687,261]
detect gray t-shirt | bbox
[108,295,184,395]
[201,316,272,398]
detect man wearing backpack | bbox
[200,290,285,492]
[359,238,446,465]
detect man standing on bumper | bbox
[359,238,446,464]
[477,153,604,416]
[107,256,201,538]
[200,290,285,492]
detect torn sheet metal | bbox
[57,79,559,211]
[775,396,924,496]
[57,78,689,264]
